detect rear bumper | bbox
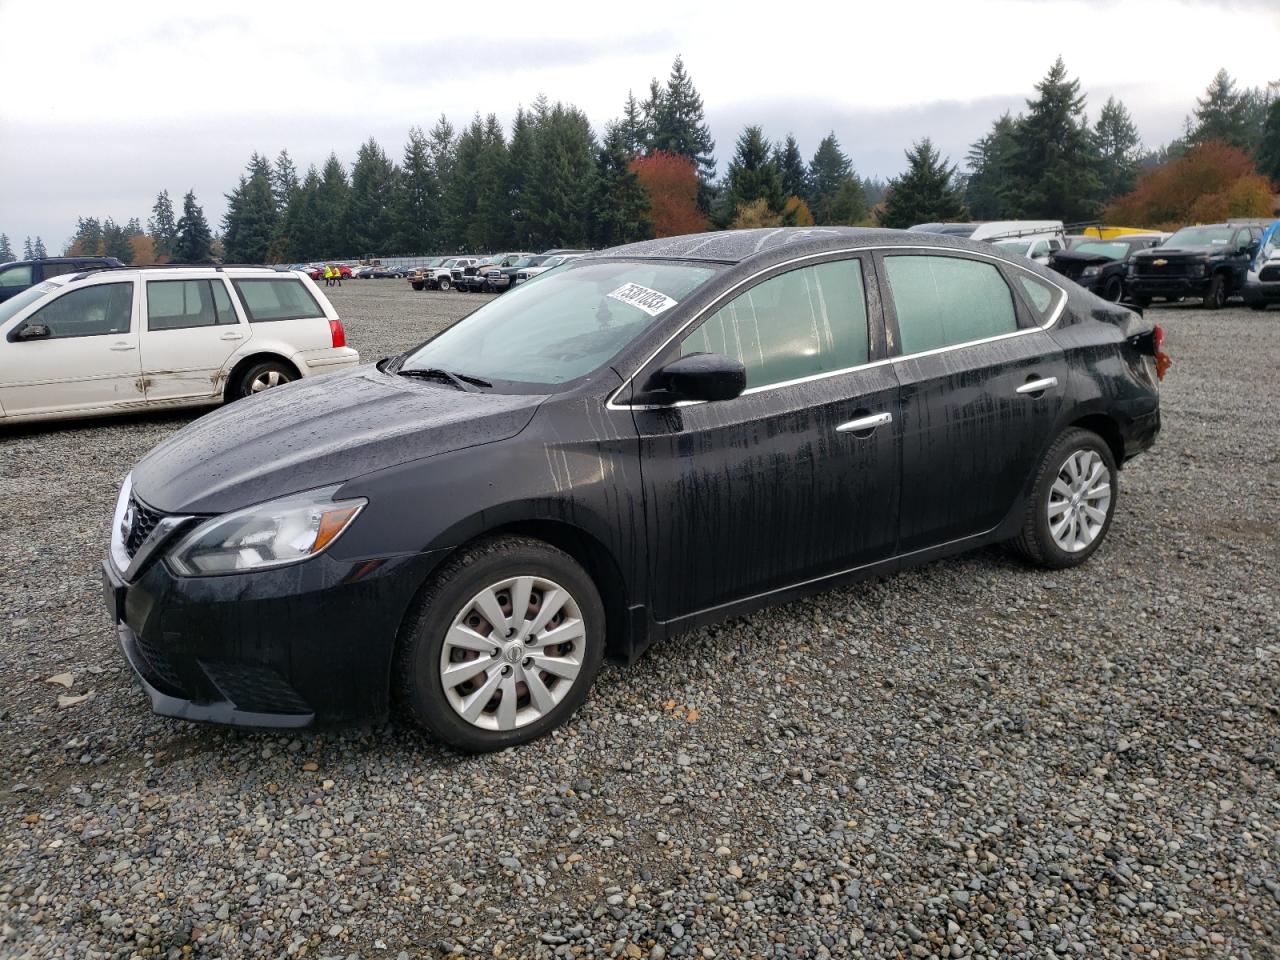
[299,347,360,374]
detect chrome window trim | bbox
[606,243,1068,412]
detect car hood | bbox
[131,365,546,515]
[1132,245,1218,259]
[1051,251,1119,267]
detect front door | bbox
[0,280,142,418]
[876,251,1068,553]
[141,277,248,402]
[632,255,901,623]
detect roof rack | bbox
[981,226,1066,242]
[67,262,276,282]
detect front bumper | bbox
[104,544,447,728]
[1244,280,1280,304]
[1125,276,1209,298]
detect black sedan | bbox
[1047,236,1164,302]
[103,228,1166,751]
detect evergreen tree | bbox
[593,121,653,247]
[23,237,33,259]
[722,126,785,223]
[773,135,807,201]
[619,90,647,155]
[1188,69,1251,151]
[148,190,178,259]
[506,107,539,246]
[469,114,513,251]
[222,153,278,263]
[172,190,213,263]
[861,176,889,208]
[32,237,47,259]
[102,219,134,262]
[397,126,439,255]
[1094,96,1143,202]
[640,79,664,148]
[316,153,351,257]
[1006,58,1102,221]
[445,117,485,252]
[125,217,143,236]
[877,139,968,228]
[965,113,1018,219]
[345,138,400,255]
[283,166,323,261]
[271,150,301,214]
[1257,98,1280,181]
[71,217,104,255]
[0,234,12,261]
[428,116,458,248]
[827,176,869,224]
[525,103,598,248]
[649,56,715,180]
[806,133,855,224]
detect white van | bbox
[972,221,1066,265]
[0,265,359,424]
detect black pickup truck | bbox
[1049,235,1164,302]
[1125,222,1264,309]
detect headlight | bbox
[1081,266,1101,278]
[168,486,366,576]
[1127,264,1137,277]
[1194,263,1208,277]
[109,473,134,572]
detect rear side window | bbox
[1013,273,1063,323]
[681,259,870,389]
[884,255,1017,354]
[147,279,237,330]
[40,262,82,279]
[0,264,33,288]
[232,278,323,322]
[27,282,133,338]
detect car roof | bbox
[587,226,1035,267]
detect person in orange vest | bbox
[333,264,343,287]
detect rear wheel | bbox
[395,536,605,752]
[1202,274,1226,309]
[1011,428,1117,569]
[231,360,295,401]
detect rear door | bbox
[229,274,332,353]
[876,251,1068,552]
[0,280,141,417]
[141,277,248,402]
[634,254,901,622]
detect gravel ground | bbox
[1,282,1277,959]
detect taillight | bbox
[1152,323,1170,381]
[330,318,346,349]
[1152,324,1164,352]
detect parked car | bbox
[308,264,353,281]
[408,259,445,290]
[1048,235,1165,302]
[0,257,123,303]
[1,265,358,423]
[992,235,1067,265]
[462,253,534,292]
[513,253,585,285]
[429,257,477,291]
[370,265,410,279]
[1243,220,1280,310]
[1126,221,1264,308]
[482,253,554,293]
[102,227,1164,751]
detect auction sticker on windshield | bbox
[607,283,678,316]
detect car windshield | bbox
[400,260,719,390]
[1073,242,1130,259]
[1167,226,1234,246]
[0,281,58,326]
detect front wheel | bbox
[1100,276,1123,303]
[1201,274,1225,309]
[1011,428,1118,569]
[395,536,605,752]
[437,277,451,291]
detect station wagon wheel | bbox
[231,360,296,401]
[1011,427,1118,569]
[395,536,605,752]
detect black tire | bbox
[1100,276,1123,303]
[1010,427,1118,570]
[230,359,295,401]
[394,536,606,752]
[438,277,452,291]
[1202,274,1226,310]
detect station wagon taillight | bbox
[330,318,346,349]
[1153,324,1170,380]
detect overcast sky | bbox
[1,0,1277,251]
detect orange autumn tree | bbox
[1104,141,1274,230]
[631,152,707,237]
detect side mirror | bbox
[14,323,51,341]
[646,352,746,404]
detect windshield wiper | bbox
[397,367,492,391]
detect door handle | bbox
[836,412,893,434]
[220,332,245,341]
[109,342,136,351]
[1016,377,1058,395]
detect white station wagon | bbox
[0,266,359,424]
